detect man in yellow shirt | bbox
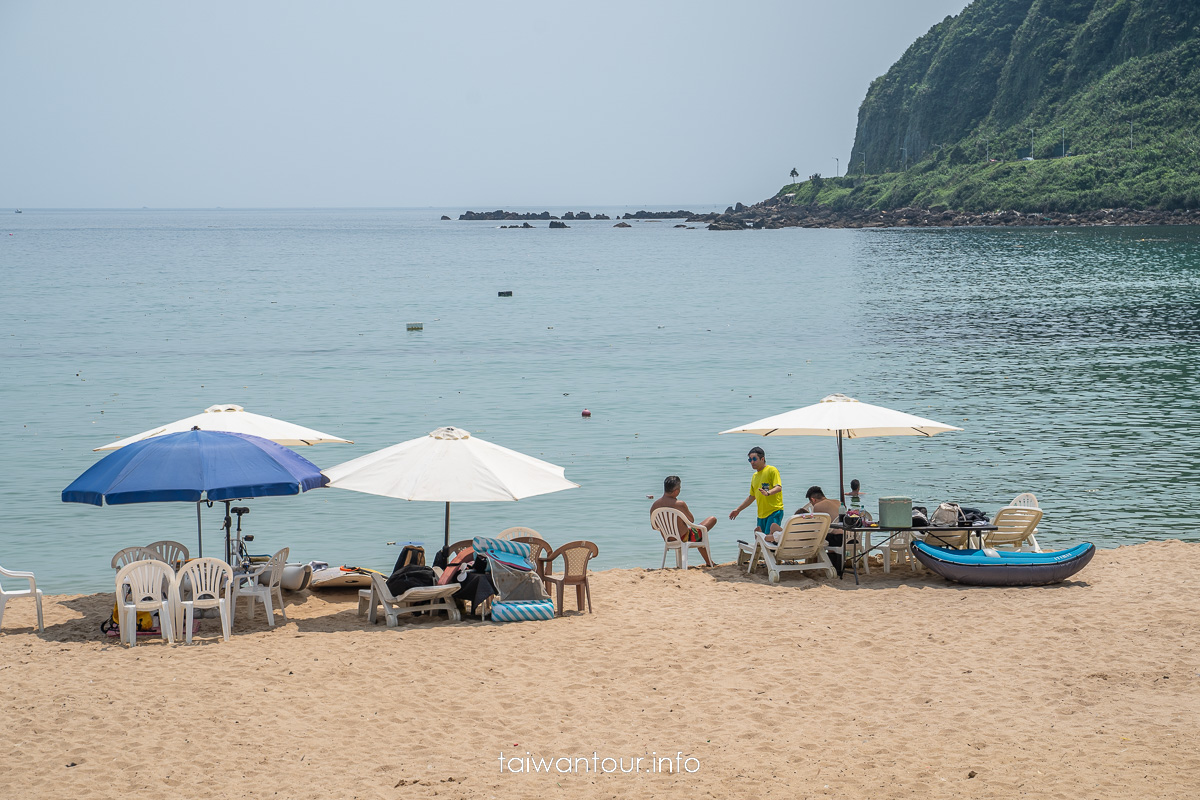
[729,447,784,537]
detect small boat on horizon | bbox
[14,209,21,213]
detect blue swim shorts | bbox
[756,510,784,533]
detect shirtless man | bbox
[650,475,718,567]
[803,486,841,520]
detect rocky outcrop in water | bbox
[548,220,570,229]
[691,197,1200,229]
[621,210,696,219]
[459,210,612,221]
[460,210,556,220]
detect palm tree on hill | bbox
[789,167,799,184]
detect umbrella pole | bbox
[837,430,845,511]
[223,500,232,564]
[837,430,859,585]
[195,501,203,558]
[444,502,451,550]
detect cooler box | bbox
[878,496,913,528]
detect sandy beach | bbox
[2,540,1198,800]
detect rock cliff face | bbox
[750,0,1199,214]
[851,0,1200,174]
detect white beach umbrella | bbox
[322,426,579,550]
[95,404,352,451]
[720,393,962,507]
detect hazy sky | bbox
[1,1,970,208]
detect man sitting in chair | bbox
[801,486,840,520]
[799,485,846,570]
[767,485,842,544]
[650,475,717,567]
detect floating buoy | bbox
[581,409,591,418]
[498,291,513,297]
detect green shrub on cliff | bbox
[786,0,1200,212]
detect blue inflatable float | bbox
[910,540,1095,586]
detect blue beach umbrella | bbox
[62,429,328,557]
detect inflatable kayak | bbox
[911,540,1095,586]
[310,565,381,590]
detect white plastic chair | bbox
[497,527,543,541]
[173,558,234,643]
[877,529,914,573]
[650,507,712,569]
[114,560,176,646]
[146,540,190,566]
[0,564,44,633]
[111,546,162,571]
[745,514,835,583]
[984,506,1044,552]
[232,548,289,628]
[363,574,461,627]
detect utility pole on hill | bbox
[1029,128,1035,159]
[833,157,839,178]
[1062,126,1066,158]
[901,147,907,172]
[1129,121,1134,149]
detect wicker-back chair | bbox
[498,527,543,541]
[511,536,554,579]
[541,540,598,616]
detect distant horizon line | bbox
[4,203,732,212]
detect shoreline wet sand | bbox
[2,540,1197,799]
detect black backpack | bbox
[385,564,436,597]
[390,545,426,574]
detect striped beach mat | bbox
[490,599,555,622]
[472,537,531,557]
[473,537,534,571]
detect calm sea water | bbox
[3,208,1198,593]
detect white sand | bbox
[2,540,1198,799]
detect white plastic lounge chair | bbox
[650,507,712,569]
[1006,493,1042,547]
[1008,492,1039,508]
[918,527,970,549]
[146,540,190,566]
[173,558,234,643]
[362,573,461,627]
[983,506,1044,552]
[232,547,289,628]
[114,560,176,646]
[498,527,543,541]
[745,514,836,583]
[111,546,162,571]
[0,564,44,633]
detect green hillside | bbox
[782,0,1200,213]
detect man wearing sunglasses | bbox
[729,447,784,538]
